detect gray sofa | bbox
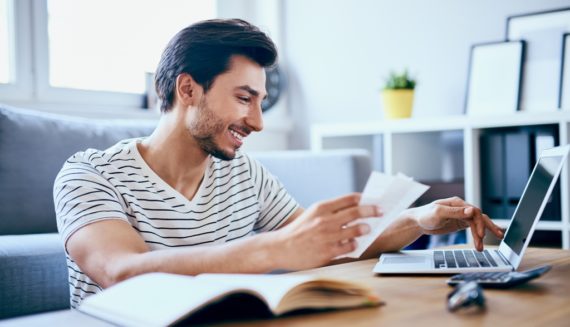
[0,104,371,320]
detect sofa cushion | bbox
[252,150,371,208]
[0,105,156,235]
[0,233,68,319]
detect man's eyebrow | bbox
[236,85,267,100]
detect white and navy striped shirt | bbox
[53,138,299,307]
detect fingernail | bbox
[376,206,383,216]
[359,224,371,235]
[464,207,472,214]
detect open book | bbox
[78,272,382,326]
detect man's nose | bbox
[245,103,263,132]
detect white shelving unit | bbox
[311,111,570,250]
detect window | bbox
[0,0,218,109]
[0,0,13,84]
[46,0,216,95]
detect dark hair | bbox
[155,19,278,112]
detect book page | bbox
[195,274,317,311]
[79,273,238,327]
[337,171,429,259]
[197,274,379,314]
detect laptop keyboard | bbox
[434,249,499,269]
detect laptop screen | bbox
[503,155,563,255]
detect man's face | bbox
[186,55,267,161]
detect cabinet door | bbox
[480,133,506,218]
[505,132,531,218]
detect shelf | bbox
[311,111,570,139]
[311,112,570,250]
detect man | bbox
[54,19,503,307]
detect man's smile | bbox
[228,127,248,146]
[229,128,243,147]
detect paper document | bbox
[337,171,429,259]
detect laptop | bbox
[373,144,570,274]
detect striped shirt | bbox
[53,138,299,307]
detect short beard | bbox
[195,136,235,161]
[188,98,238,161]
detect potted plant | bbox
[382,70,416,119]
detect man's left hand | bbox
[406,196,504,251]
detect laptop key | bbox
[464,251,480,267]
[444,251,457,268]
[434,251,445,269]
[453,250,469,268]
[474,251,491,267]
[483,250,498,267]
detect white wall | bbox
[283,0,570,149]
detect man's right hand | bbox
[270,193,381,270]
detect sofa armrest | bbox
[0,234,69,319]
[252,149,372,208]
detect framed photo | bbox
[561,33,570,110]
[507,8,570,111]
[464,41,525,116]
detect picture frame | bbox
[506,8,570,112]
[464,41,525,116]
[561,33,570,110]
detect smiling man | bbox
[53,19,503,308]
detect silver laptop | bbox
[374,144,570,274]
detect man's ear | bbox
[175,73,200,107]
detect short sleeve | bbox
[245,156,299,232]
[53,160,129,248]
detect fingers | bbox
[434,196,466,207]
[438,198,504,239]
[456,207,485,251]
[433,198,489,237]
[439,205,494,238]
[435,204,473,219]
[312,193,361,215]
[471,207,486,239]
[469,226,484,251]
[465,208,504,242]
[429,203,489,251]
[326,217,373,256]
[339,223,371,240]
[320,224,368,258]
[331,205,382,226]
[331,239,357,258]
[463,209,503,251]
[482,214,504,239]
[461,211,484,251]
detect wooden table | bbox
[2,247,569,327]
[217,247,570,327]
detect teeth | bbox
[230,129,243,141]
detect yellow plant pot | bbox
[382,89,414,119]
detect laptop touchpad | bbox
[383,255,426,264]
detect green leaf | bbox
[383,69,416,90]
